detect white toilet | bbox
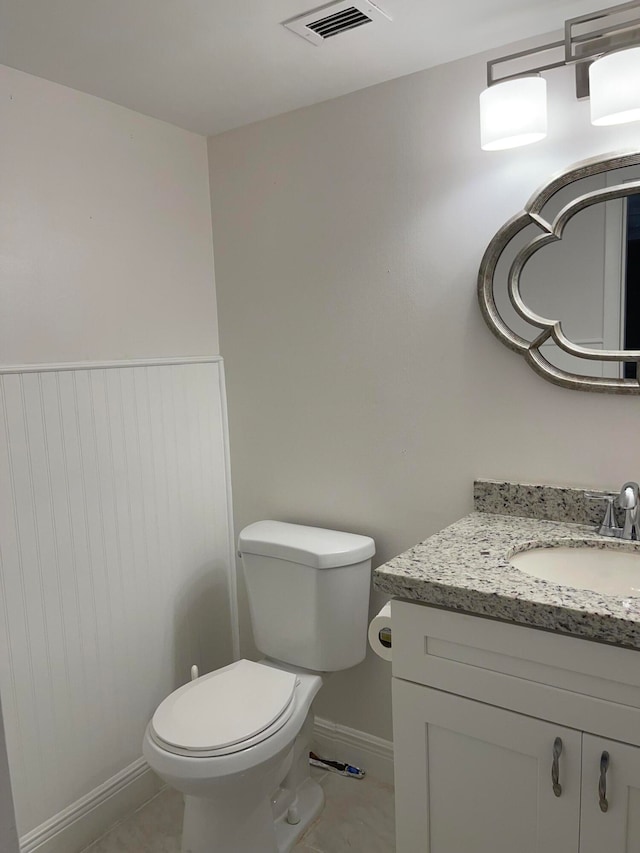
[143,520,375,853]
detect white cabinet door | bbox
[393,679,582,853]
[581,734,640,853]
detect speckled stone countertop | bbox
[374,482,640,649]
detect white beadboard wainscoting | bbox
[0,358,236,852]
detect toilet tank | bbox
[238,521,375,672]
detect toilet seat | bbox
[150,660,298,758]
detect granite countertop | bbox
[373,481,640,649]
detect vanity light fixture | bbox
[480,0,640,150]
[590,45,640,124]
[480,76,547,150]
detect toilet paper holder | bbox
[377,625,392,649]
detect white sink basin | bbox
[510,546,640,597]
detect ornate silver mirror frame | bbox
[478,150,640,394]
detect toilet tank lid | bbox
[238,521,375,569]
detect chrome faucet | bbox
[588,482,640,540]
[619,482,640,540]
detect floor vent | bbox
[283,1,391,46]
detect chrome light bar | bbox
[487,0,640,98]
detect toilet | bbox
[143,520,375,853]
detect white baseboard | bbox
[313,718,394,786]
[19,759,163,853]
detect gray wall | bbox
[208,40,640,742]
[1,64,218,364]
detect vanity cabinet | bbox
[394,681,581,853]
[391,601,640,853]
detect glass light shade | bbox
[479,77,547,151]
[590,47,640,126]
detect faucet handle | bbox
[585,492,621,537]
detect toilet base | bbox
[274,776,324,852]
[271,708,324,850]
[180,771,324,853]
[178,709,323,853]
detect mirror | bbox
[478,150,640,393]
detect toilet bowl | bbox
[143,659,323,853]
[144,520,375,853]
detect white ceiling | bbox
[0,0,607,136]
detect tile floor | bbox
[82,769,395,853]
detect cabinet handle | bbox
[552,737,563,797]
[599,751,610,813]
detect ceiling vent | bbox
[283,1,391,46]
